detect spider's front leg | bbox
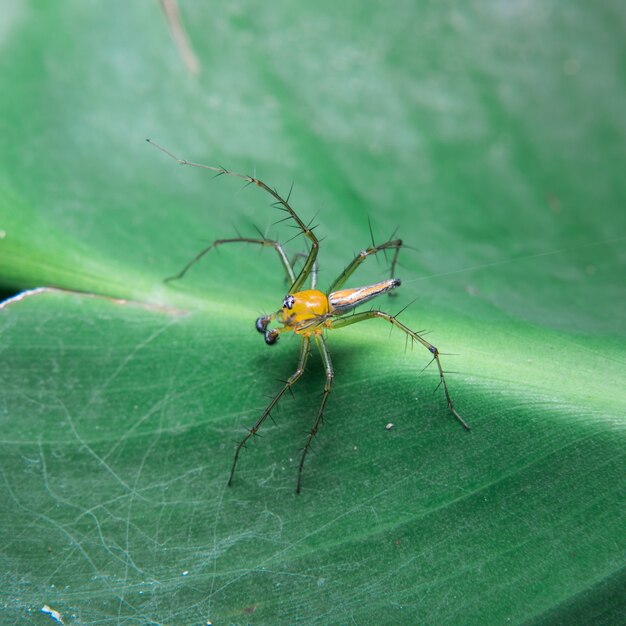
[147,139,319,293]
[228,335,311,487]
[330,311,469,430]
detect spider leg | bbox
[327,238,403,294]
[227,335,311,487]
[288,252,319,290]
[329,311,469,429]
[165,237,296,284]
[147,139,318,293]
[296,334,334,493]
[289,251,308,269]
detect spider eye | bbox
[283,295,295,309]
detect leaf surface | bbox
[1,2,624,624]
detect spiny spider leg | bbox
[330,311,470,430]
[228,335,312,487]
[289,252,319,290]
[327,238,403,294]
[296,333,334,493]
[165,236,296,284]
[146,139,318,293]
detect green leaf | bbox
[1,1,624,624]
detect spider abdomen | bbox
[329,278,401,314]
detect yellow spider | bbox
[148,139,469,493]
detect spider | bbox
[148,139,470,493]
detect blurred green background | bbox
[1,1,624,624]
